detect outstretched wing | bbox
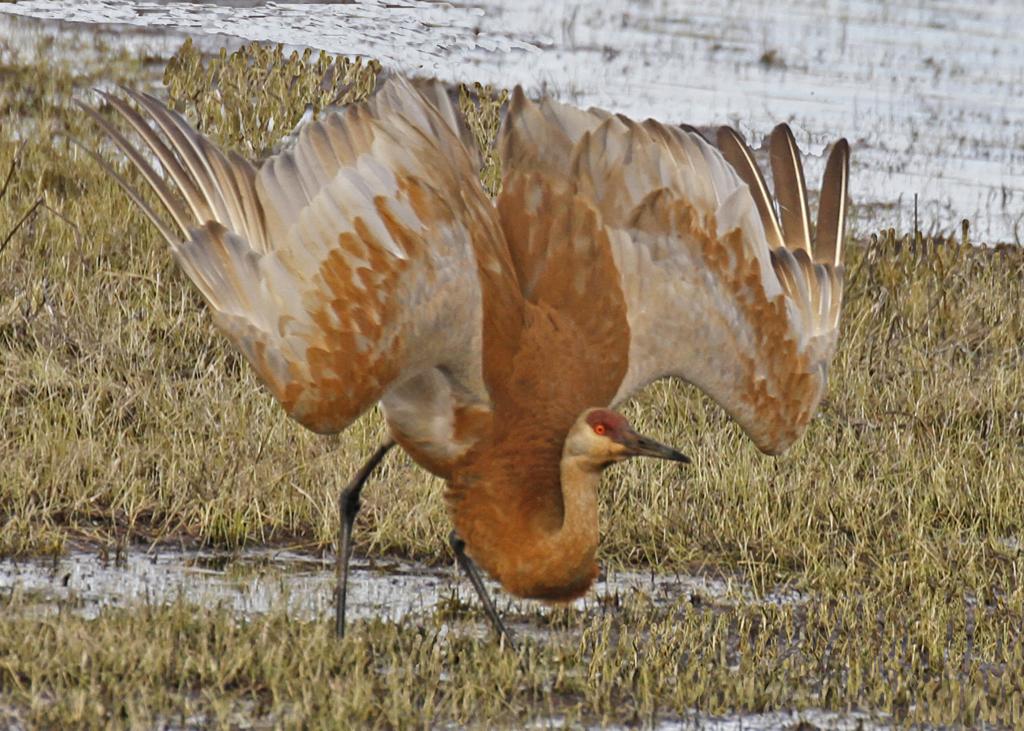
[82,78,518,448]
[498,89,849,454]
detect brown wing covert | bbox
[498,90,850,454]
[82,78,516,440]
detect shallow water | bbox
[2,0,1023,242]
[0,546,799,624]
[627,709,889,731]
[3,548,898,728]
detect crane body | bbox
[82,76,849,642]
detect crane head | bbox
[564,408,690,468]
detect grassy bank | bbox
[1,589,1022,728]
[1,21,1023,727]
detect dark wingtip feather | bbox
[769,123,812,255]
[815,138,850,268]
[679,123,709,142]
[716,125,785,250]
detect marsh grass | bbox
[2,589,1023,728]
[163,39,380,156]
[1,30,1024,727]
[458,82,508,196]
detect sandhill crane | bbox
[81,77,849,646]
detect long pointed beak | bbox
[623,431,691,463]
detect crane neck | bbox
[491,450,601,600]
[550,452,602,557]
[445,429,606,601]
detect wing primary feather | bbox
[814,138,850,267]
[769,123,812,254]
[119,87,229,225]
[716,126,785,250]
[69,131,178,247]
[92,92,199,231]
[679,123,710,143]
[814,264,831,323]
[225,149,269,253]
[74,99,190,240]
[116,87,215,223]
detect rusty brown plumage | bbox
[447,168,629,598]
[85,77,849,617]
[498,90,849,456]
[83,79,516,452]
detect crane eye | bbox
[594,424,606,436]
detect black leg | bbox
[449,531,517,649]
[336,439,395,638]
